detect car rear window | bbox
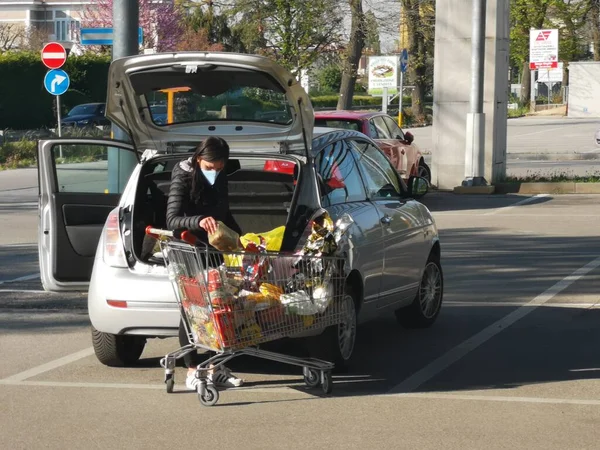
[314,119,361,132]
[131,67,293,127]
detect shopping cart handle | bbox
[179,230,198,245]
[145,226,173,238]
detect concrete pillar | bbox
[432,0,509,190]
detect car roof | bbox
[314,110,380,120]
[311,127,371,153]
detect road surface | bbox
[407,116,600,160]
[2,167,600,449]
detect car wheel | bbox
[91,326,146,367]
[307,290,357,372]
[395,255,443,328]
[418,160,432,183]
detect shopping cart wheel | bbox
[198,384,219,407]
[322,371,333,395]
[303,368,320,388]
[165,374,174,394]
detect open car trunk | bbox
[128,153,311,265]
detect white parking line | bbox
[2,347,94,381]
[445,301,600,309]
[484,194,549,215]
[387,255,600,394]
[0,289,47,294]
[0,273,40,285]
[393,392,600,406]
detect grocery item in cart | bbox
[240,226,286,252]
[241,237,270,290]
[208,221,241,251]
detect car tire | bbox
[395,255,443,328]
[91,326,146,367]
[418,160,432,184]
[307,288,357,373]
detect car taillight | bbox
[263,160,296,175]
[103,209,128,268]
[106,300,128,308]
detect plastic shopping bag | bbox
[240,226,286,252]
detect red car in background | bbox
[313,111,430,183]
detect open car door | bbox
[38,139,136,292]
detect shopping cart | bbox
[146,227,350,406]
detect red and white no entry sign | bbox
[41,42,67,69]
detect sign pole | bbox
[398,70,404,127]
[382,87,388,114]
[56,96,63,159]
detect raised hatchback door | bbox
[38,139,136,291]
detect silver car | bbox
[37,52,442,369]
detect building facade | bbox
[0,1,89,47]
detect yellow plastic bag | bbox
[223,226,286,268]
[240,226,285,252]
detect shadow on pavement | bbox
[420,191,552,212]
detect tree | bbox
[364,11,381,55]
[176,27,225,51]
[548,0,592,85]
[81,0,184,52]
[178,0,245,51]
[227,0,344,75]
[400,0,435,118]
[510,0,551,105]
[337,0,366,109]
[0,24,24,52]
[590,0,600,60]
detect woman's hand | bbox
[199,217,218,235]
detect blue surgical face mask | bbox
[201,169,219,185]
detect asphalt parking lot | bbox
[1,191,600,449]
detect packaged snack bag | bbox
[208,221,241,252]
[212,309,236,349]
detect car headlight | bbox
[77,119,90,125]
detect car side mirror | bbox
[408,176,429,198]
[404,132,414,144]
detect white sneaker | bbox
[208,366,244,388]
[185,372,200,391]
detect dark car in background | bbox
[61,103,111,129]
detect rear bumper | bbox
[88,259,179,336]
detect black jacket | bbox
[166,157,242,240]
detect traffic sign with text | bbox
[529,29,559,70]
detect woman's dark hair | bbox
[190,136,230,204]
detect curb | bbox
[494,182,600,194]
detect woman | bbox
[166,136,244,390]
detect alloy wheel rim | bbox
[338,294,357,360]
[419,262,442,318]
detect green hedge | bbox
[0,139,37,168]
[310,94,420,109]
[0,52,111,130]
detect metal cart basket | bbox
[148,228,350,406]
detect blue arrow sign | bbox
[80,27,144,46]
[400,48,409,73]
[44,69,70,96]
